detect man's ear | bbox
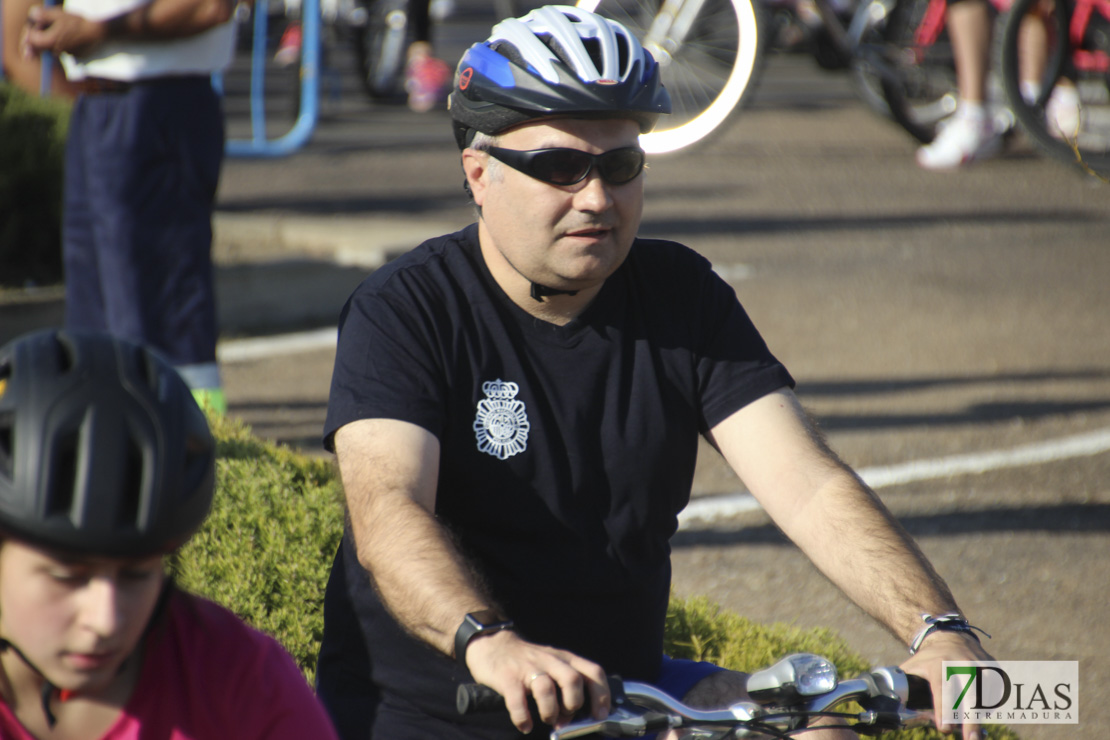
[461,149,489,206]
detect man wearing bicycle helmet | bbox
[319,6,993,739]
[0,329,339,739]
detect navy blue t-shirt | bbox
[321,224,794,736]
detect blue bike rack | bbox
[224,0,321,157]
[2,0,318,158]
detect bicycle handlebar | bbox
[457,655,936,738]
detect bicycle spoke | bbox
[581,0,764,152]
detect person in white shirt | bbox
[19,0,237,415]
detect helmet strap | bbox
[530,282,579,301]
[0,576,176,728]
[0,637,63,727]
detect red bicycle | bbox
[872,0,1015,143]
[996,0,1110,177]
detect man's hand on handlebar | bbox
[464,629,611,734]
[901,630,995,740]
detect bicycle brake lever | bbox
[549,707,676,739]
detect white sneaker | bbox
[916,114,1002,170]
[1045,84,1082,140]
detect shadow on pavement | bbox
[216,192,460,216]
[815,399,1110,432]
[798,370,1110,396]
[673,503,1110,548]
[640,209,1104,239]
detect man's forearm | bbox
[351,488,494,657]
[711,390,966,648]
[781,468,963,647]
[335,418,496,659]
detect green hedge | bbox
[170,414,345,676]
[177,414,1017,738]
[0,83,70,288]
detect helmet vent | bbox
[0,363,11,481]
[117,438,144,529]
[614,35,631,73]
[491,40,528,70]
[0,414,12,481]
[580,38,604,74]
[53,334,77,374]
[46,433,78,519]
[536,33,598,77]
[133,346,161,394]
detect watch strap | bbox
[454,610,514,669]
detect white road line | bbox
[856,427,1110,488]
[678,427,1110,529]
[218,327,337,363]
[713,263,755,282]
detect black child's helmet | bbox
[0,330,215,558]
[449,4,672,149]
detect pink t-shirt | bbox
[0,591,338,739]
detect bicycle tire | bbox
[577,0,767,153]
[875,0,958,143]
[847,0,899,119]
[852,56,896,118]
[996,0,1110,178]
[352,0,412,100]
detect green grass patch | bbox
[178,414,1017,737]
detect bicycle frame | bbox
[1071,0,1110,72]
[643,0,710,64]
[911,0,946,54]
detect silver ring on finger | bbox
[525,672,549,688]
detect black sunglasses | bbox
[484,146,646,186]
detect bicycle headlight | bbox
[747,653,839,703]
[793,654,839,696]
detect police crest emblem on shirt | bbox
[473,379,530,460]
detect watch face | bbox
[467,609,506,629]
[457,610,514,667]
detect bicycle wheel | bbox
[873,0,959,142]
[996,0,1110,178]
[352,0,412,100]
[577,0,767,153]
[847,0,899,118]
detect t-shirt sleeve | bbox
[323,283,447,451]
[691,262,795,430]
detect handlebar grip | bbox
[457,675,624,717]
[906,674,934,710]
[457,683,505,715]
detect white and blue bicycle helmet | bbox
[449,4,671,149]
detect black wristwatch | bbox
[454,609,514,669]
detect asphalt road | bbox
[210,20,1110,738]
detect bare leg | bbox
[946,0,993,104]
[1016,1,1054,103]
